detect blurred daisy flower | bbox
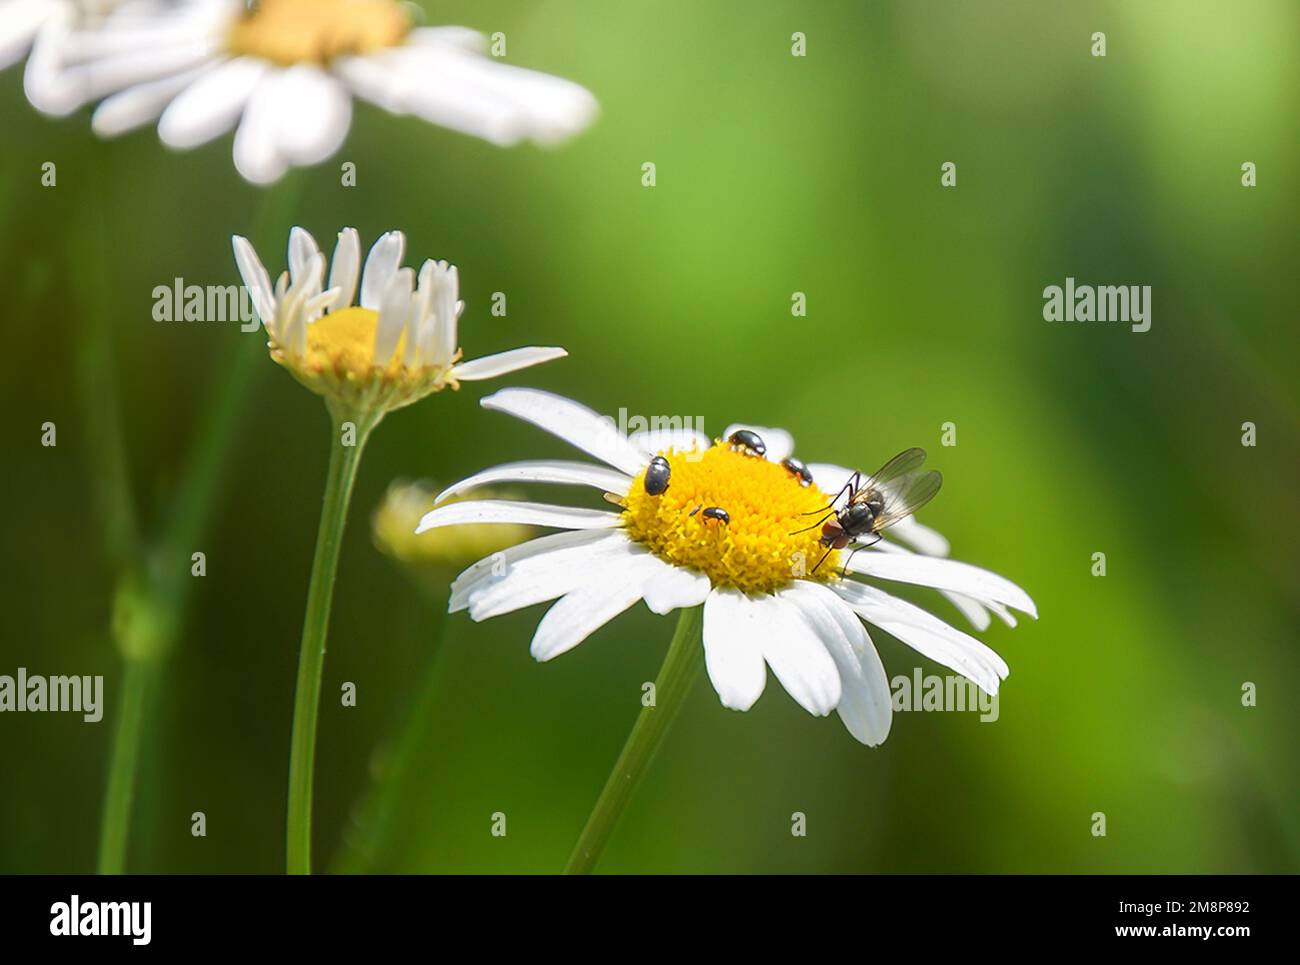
[28,0,599,183]
[417,389,1036,747]
[373,479,532,574]
[231,226,566,417]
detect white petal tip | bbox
[719,696,759,713]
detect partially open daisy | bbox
[417,389,1037,748]
[232,226,565,419]
[233,229,564,875]
[28,0,599,183]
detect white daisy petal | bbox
[231,235,275,329]
[327,227,360,311]
[330,52,403,113]
[831,579,1008,696]
[983,599,1019,628]
[429,261,460,366]
[450,529,615,613]
[435,460,631,504]
[407,260,435,363]
[754,592,842,717]
[529,552,660,662]
[232,76,288,185]
[303,287,341,319]
[478,387,650,473]
[351,44,596,147]
[943,591,993,632]
[640,559,711,615]
[784,582,891,745]
[57,37,219,112]
[870,539,990,630]
[406,25,489,54]
[288,226,321,288]
[270,64,351,166]
[408,46,599,146]
[22,13,78,115]
[415,499,621,535]
[452,346,568,382]
[90,63,211,137]
[480,388,649,476]
[626,427,712,456]
[275,251,322,356]
[359,230,405,310]
[374,268,412,367]
[844,552,1037,618]
[158,56,266,149]
[0,0,53,72]
[467,532,639,621]
[722,423,795,463]
[701,588,768,711]
[61,1,230,61]
[805,462,855,498]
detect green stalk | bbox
[75,149,147,875]
[564,605,704,874]
[92,176,303,873]
[96,660,153,874]
[286,407,378,874]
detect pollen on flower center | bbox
[622,443,841,594]
[228,0,412,66]
[302,306,385,374]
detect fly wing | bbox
[872,469,942,531]
[865,447,927,489]
[861,448,942,532]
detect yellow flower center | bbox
[269,303,463,415]
[622,442,841,594]
[303,305,389,375]
[228,0,411,66]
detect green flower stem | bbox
[75,153,147,876]
[92,176,304,874]
[96,660,153,874]
[564,605,704,875]
[73,147,140,571]
[286,407,378,875]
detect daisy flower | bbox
[417,389,1037,749]
[232,226,566,417]
[28,0,599,183]
[233,228,565,874]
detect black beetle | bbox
[643,455,671,495]
[782,456,813,486]
[701,506,730,525]
[728,429,767,458]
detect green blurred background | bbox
[1,0,1296,873]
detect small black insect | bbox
[643,455,671,495]
[782,456,813,486]
[701,506,730,525]
[727,429,767,458]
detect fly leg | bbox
[800,471,859,516]
[839,533,882,577]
